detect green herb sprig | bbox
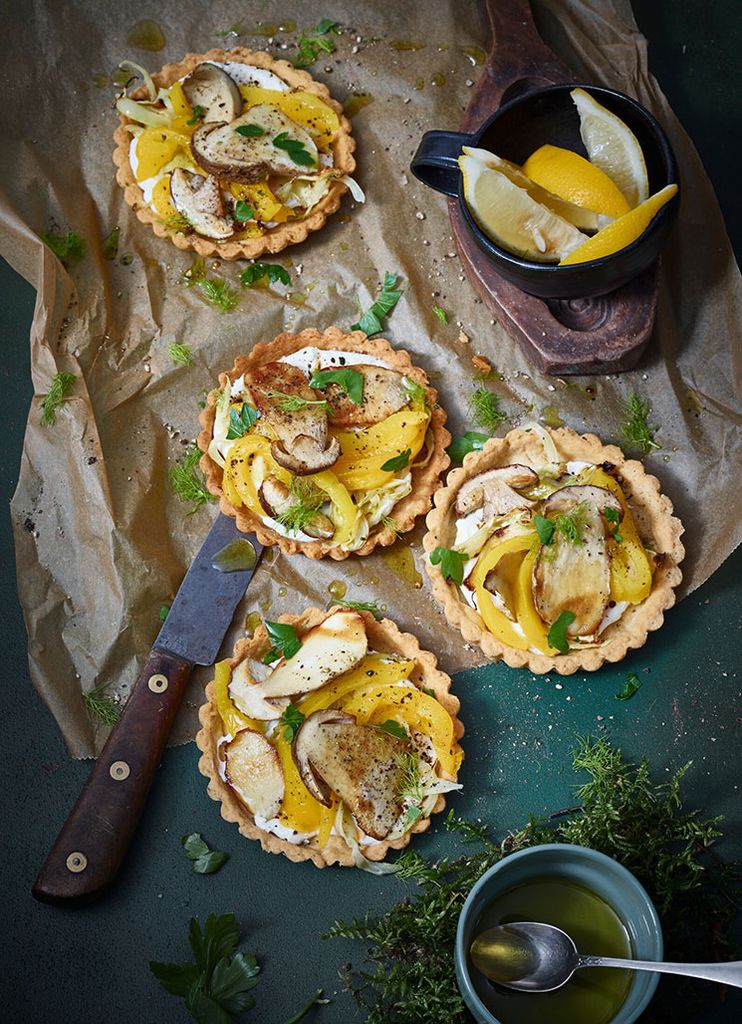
[604,505,623,542]
[547,610,576,653]
[333,597,383,619]
[265,390,331,414]
[620,393,660,453]
[181,833,229,874]
[241,263,291,287]
[42,230,86,265]
[351,272,403,336]
[102,226,120,260]
[328,738,740,1023]
[235,124,265,138]
[263,621,302,664]
[273,132,316,167]
[168,341,195,367]
[226,403,260,439]
[293,20,340,68]
[374,720,408,740]
[275,479,327,534]
[82,684,120,726]
[470,385,508,432]
[309,368,364,405]
[381,449,411,472]
[234,200,255,222]
[186,104,204,126]
[616,672,642,701]
[429,546,468,586]
[402,377,428,408]
[198,277,239,313]
[447,431,489,464]
[169,445,216,514]
[280,704,306,742]
[432,305,448,324]
[40,372,76,426]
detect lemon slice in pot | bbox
[462,146,603,233]
[522,144,631,218]
[459,154,588,263]
[558,184,677,265]
[571,88,649,208]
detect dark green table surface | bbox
[2,3,740,1022]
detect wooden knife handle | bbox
[32,649,192,906]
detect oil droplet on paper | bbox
[390,40,426,51]
[382,546,422,588]
[278,586,288,598]
[431,73,447,87]
[342,93,374,117]
[462,45,486,65]
[328,580,347,601]
[212,538,257,572]
[127,19,165,52]
[245,611,262,636]
[539,405,564,429]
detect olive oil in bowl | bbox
[469,876,632,1024]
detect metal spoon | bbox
[470,922,742,992]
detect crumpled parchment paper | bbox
[2,0,740,757]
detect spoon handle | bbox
[578,956,742,988]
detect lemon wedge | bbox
[462,146,603,233]
[523,144,631,218]
[459,154,588,262]
[558,184,678,265]
[571,88,649,209]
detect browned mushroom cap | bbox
[321,365,409,427]
[191,106,318,184]
[246,362,340,475]
[533,485,624,637]
[292,710,406,838]
[455,464,538,518]
[182,62,242,123]
[170,170,234,240]
[223,729,285,819]
[258,476,334,539]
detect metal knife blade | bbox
[157,513,263,665]
[32,512,263,906]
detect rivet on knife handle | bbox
[31,649,192,906]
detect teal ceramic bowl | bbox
[455,844,662,1024]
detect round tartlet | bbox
[423,426,684,674]
[197,325,451,559]
[195,607,464,869]
[112,48,356,259]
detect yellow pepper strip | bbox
[134,127,192,181]
[273,728,323,833]
[150,174,179,221]
[238,86,339,149]
[340,683,460,778]
[214,660,261,737]
[167,81,193,121]
[306,469,359,547]
[577,467,653,603]
[222,433,291,514]
[230,182,288,223]
[514,548,560,655]
[332,408,430,492]
[470,534,537,652]
[317,802,336,847]
[298,653,415,716]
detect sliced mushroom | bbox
[246,362,340,475]
[191,105,318,184]
[455,464,539,519]
[223,730,284,819]
[170,170,234,239]
[182,62,242,123]
[258,476,335,539]
[320,365,409,427]
[292,710,405,839]
[229,610,368,720]
[533,485,623,637]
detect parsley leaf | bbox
[262,621,302,664]
[160,603,170,622]
[616,672,642,701]
[293,21,340,68]
[429,546,468,585]
[234,123,265,138]
[447,431,489,464]
[273,132,316,166]
[316,18,339,33]
[280,704,306,742]
[604,505,623,543]
[226,403,260,440]
[186,104,204,126]
[240,263,291,287]
[40,371,76,427]
[310,368,364,405]
[150,913,260,1022]
[432,305,448,324]
[351,272,403,336]
[534,513,555,545]
[547,610,576,654]
[42,229,86,266]
[234,201,255,222]
[381,448,411,472]
[373,720,408,740]
[181,833,229,874]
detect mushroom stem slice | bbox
[292,710,406,838]
[182,62,242,123]
[229,659,290,721]
[322,365,409,427]
[260,610,368,699]
[271,435,341,476]
[223,729,285,820]
[258,476,334,539]
[170,169,234,240]
[455,464,538,518]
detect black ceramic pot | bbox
[410,84,679,300]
